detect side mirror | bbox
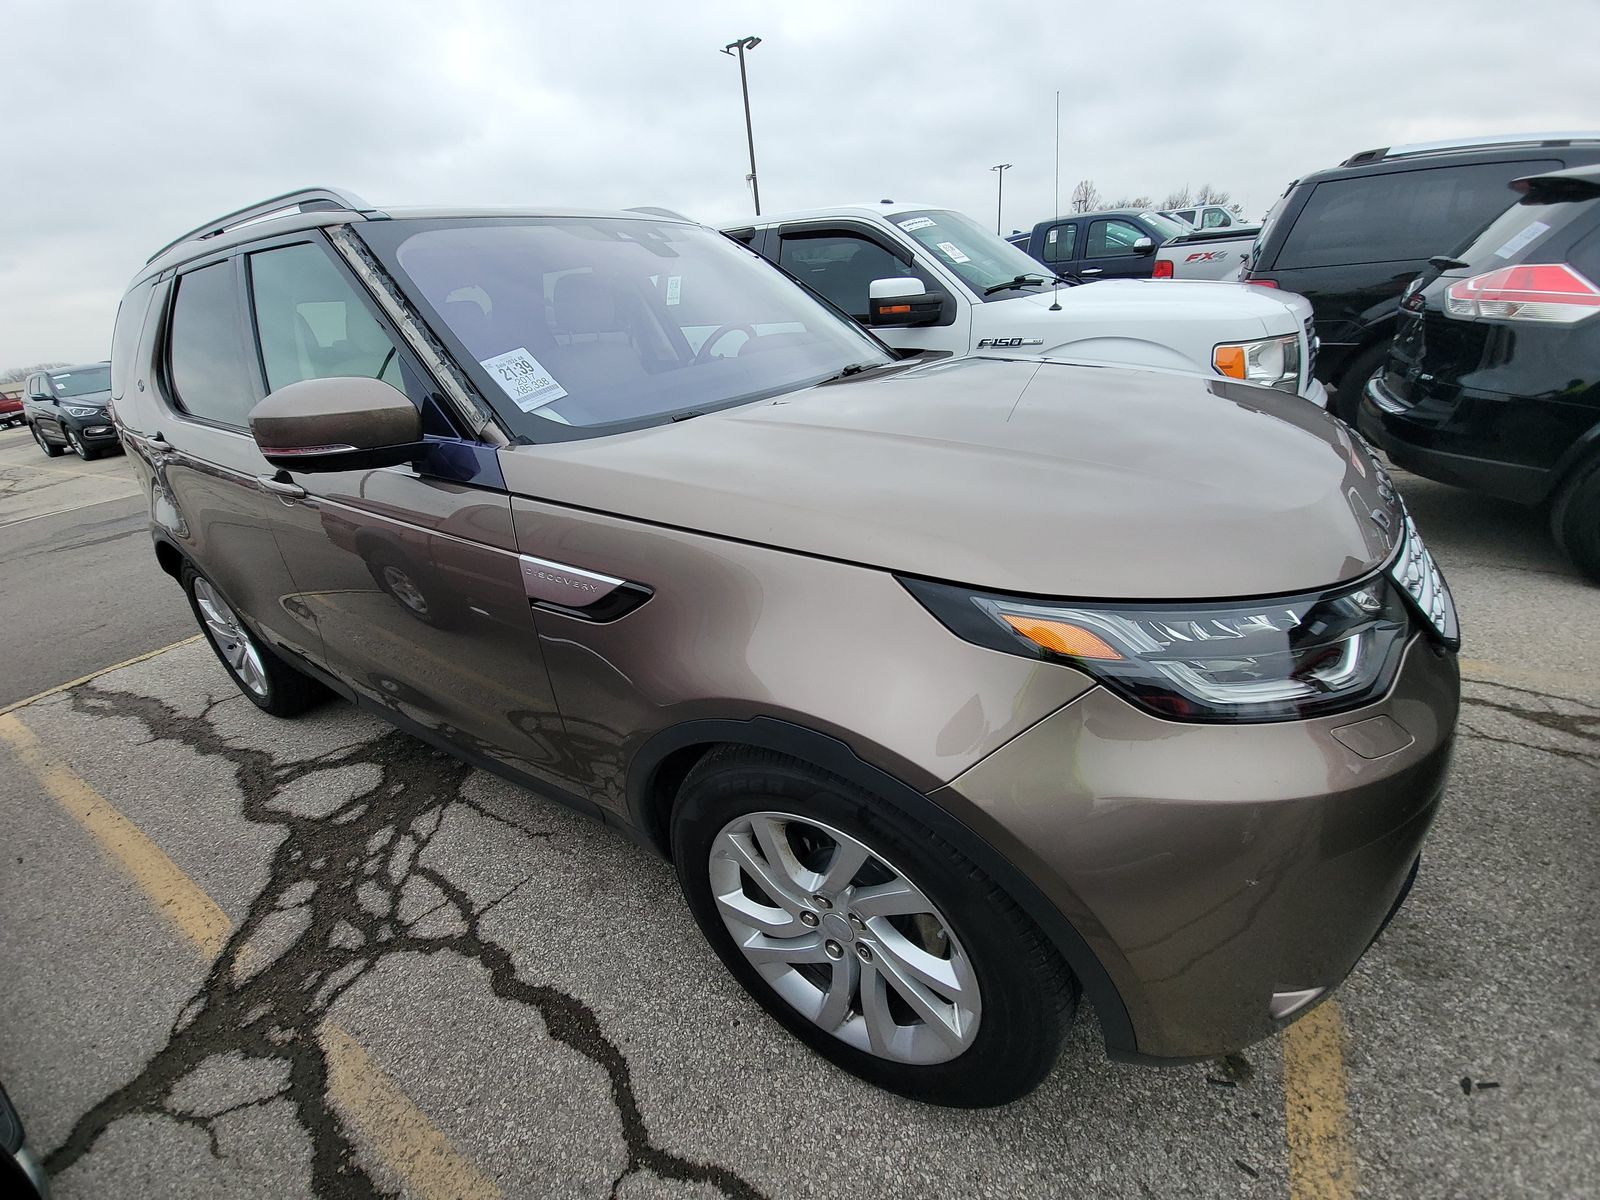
[1131,237,1155,255]
[29,386,51,401]
[249,377,423,473]
[868,277,943,328]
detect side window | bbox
[777,233,914,320]
[110,279,156,401]
[166,262,257,427]
[1201,208,1229,228]
[1086,219,1144,258]
[1043,223,1077,264]
[1175,209,1197,225]
[248,242,404,394]
[1276,160,1562,269]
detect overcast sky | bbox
[5,0,1596,366]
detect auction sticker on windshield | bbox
[480,347,569,412]
[898,217,936,233]
[935,241,971,264]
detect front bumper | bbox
[935,633,1458,1060]
[1359,375,1550,504]
[1302,377,1329,410]
[62,413,121,447]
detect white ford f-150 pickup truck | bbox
[724,203,1325,406]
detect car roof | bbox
[138,187,698,281]
[734,202,948,228]
[1295,135,1600,190]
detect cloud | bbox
[3,0,1592,365]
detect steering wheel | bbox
[694,323,758,365]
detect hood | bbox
[1012,278,1299,324]
[498,357,1401,600]
[58,389,111,407]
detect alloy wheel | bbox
[380,564,429,615]
[709,811,981,1064]
[193,578,269,697]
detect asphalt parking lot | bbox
[0,420,1595,1199]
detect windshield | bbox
[49,365,111,398]
[1452,192,1594,272]
[889,209,1055,297]
[1138,212,1191,242]
[362,217,891,438]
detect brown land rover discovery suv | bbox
[111,188,1460,1106]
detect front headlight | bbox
[1213,333,1301,393]
[901,574,1411,722]
[1389,511,1459,647]
[62,404,102,418]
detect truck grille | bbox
[1303,316,1318,383]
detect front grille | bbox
[1303,316,1318,383]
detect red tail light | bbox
[1243,277,1279,288]
[1445,263,1600,323]
[1153,259,1174,279]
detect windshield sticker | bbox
[897,217,937,233]
[665,275,682,306]
[480,347,569,413]
[935,241,971,264]
[1494,220,1550,259]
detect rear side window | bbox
[166,262,256,427]
[1275,160,1562,269]
[248,242,404,394]
[110,280,156,401]
[1043,223,1076,263]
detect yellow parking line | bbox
[0,710,501,1198]
[0,635,203,717]
[1282,1001,1356,1200]
[322,1024,501,1200]
[0,713,232,956]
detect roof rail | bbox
[1340,132,1600,168]
[624,205,694,222]
[145,186,382,265]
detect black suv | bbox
[1361,164,1600,582]
[23,362,118,459]
[1244,134,1600,420]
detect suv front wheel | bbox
[671,747,1078,1106]
[182,564,325,716]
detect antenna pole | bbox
[1050,89,1062,311]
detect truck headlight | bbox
[1213,334,1301,393]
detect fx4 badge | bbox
[976,337,1044,348]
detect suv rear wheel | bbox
[183,564,325,716]
[671,747,1077,1106]
[1331,342,1390,425]
[1551,457,1600,584]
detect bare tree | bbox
[1069,179,1103,214]
[1,362,67,384]
[1194,183,1232,206]
[1161,185,1192,210]
[1110,195,1154,209]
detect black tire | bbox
[1329,342,1389,425]
[67,427,98,460]
[671,747,1077,1107]
[1551,456,1600,584]
[181,564,325,716]
[33,423,63,458]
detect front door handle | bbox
[1079,267,1103,275]
[257,473,306,499]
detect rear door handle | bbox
[257,473,306,499]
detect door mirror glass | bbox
[867,278,943,327]
[249,377,423,473]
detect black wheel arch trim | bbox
[626,714,1140,1057]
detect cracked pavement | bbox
[1,443,1597,1198]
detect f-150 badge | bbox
[976,337,1044,348]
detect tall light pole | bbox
[991,163,1012,235]
[721,36,763,215]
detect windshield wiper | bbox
[983,274,1051,296]
[1428,255,1469,271]
[819,362,888,384]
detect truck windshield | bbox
[889,209,1054,299]
[48,365,111,397]
[362,217,892,440]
